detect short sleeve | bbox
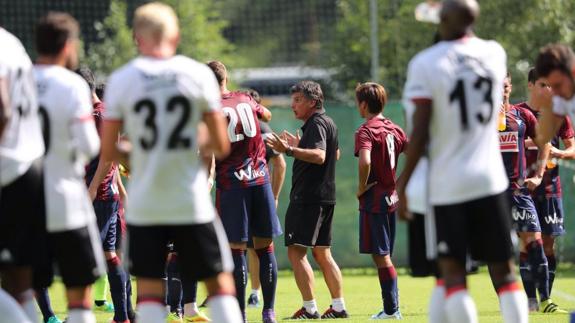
[198,66,221,113]
[403,56,433,104]
[354,126,372,157]
[559,116,575,139]
[70,78,94,121]
[103,72,125,120]
[552,96,568,116]
[396,126,408,153]
[302,120,327,150]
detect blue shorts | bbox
[510,191,541,233]
[533,195,565,236]
[93,200,120,251]
[216,184,282,243]
[359,210,396,256]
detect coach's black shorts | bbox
[434,192,514,265]
[285,203,334,247]
[0,159,45,268]
[408,213,438,278]
[35,225,105,289]
[128,219,233,282]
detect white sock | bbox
[184,302,200,316]
[137,301,167,323]
[303,299,318,314]
[66,308,96,323]
[445,289,477,323]
[21,289,39,323]
[332,298,346,312]
[499,287,528,323]
[208,295,242,323]
[250,288,260,296]
[0,289,32,323]
[429,283,446,323]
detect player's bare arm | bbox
[397,101,431,221]
[266,133,326,165]
[0,77,11,139]
[356,149,377,198]
[100,120,123,165]
[550,137,575,159]
[202,110,230,159]
[270,153,286,206]
[534,85,563,145]
[259,106,272,122]
[525,141,551,191]
[88,157,115,201]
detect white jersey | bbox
[402,100,428,214]
[0,29,44,186]
[34,65,100,232]
[403,37,509,205]
[104,55,221,226]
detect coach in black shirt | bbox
[267,81,348,318]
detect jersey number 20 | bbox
[222,103,257,143]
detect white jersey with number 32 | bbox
[403,37,508,205]
[104,55,221,226]
[0,29,44,186]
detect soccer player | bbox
[266,80,348,319]
[354,83,407,319]
[100,3,241,323]
[520,68,575,311]
[498,74,565,313]
[34,12,107,323]
[207,61,281,323]
[78,66,131,322]
[398,1,528,322]
[0,25,45,323]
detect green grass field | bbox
[42,268,575,323]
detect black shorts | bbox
[434,192,514,265]
[35,225,105,289]
[127,219,233,282]
[0,160,45,268]
[408,213,439,278]
[285,203,334,247]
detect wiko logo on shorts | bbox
[512,208,536,221]
[234,165,265,181]
[385,192,399,207]
[499,131,519,152]
[544,213,563,225]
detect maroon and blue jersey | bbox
[354,117,407,213]
[522,102,574,198]
[84,102,119,201]
[216,91,269,190]
[499,104,538,191]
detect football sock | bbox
[107,256,128,321]
[93,275,108,304]
[136,299,166,323]
[497,282,528,323]
[21,290,38,323]
[165,255,182,314]
[518,252,536,299]
[303,299,318,314]
[547,254,556,295]
[35,288,55,321]
[527,240,550,301]
[182,279,198,305]
[68,301,95,323]
[445,285,477,323]
[331,298,346,312]
[125,277,135,320]
[208,295,242,323]
[378,266,399,315]
[429,280,446,323]
[0,288,32,323]
[256,245,277,310]
[231,249,247,312]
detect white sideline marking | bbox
[553,290,575,302]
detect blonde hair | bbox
[133,2,179,43]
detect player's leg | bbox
[359,210,398,319]
[165,251,183,321]
[93,201,115,313]
[471,192,527,323]
[182,278,209,322]
[35,287,62,323]
[285,203,319,319]
[542,235,556,292]
[250,184,282,322]
[114,210,135,322]
[128,225,171,323]
[246,248,261,307]
[173,220,241,323]
[538,196,565,296]
[309,205,346,318]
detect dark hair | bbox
[290,80,323,109]
[75,66,95,92]
[355,82,387,114]
[535,43,575,78]
[95,83,106,100]
[527,68,539,84]
[35,12,79,56]
[207,60,227,86]
[246,89,261,104]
